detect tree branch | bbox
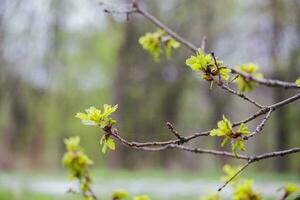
[166,122,186,142]
[243,108,273,140]
[220,84,265,108]
[97,1,300,192]
[99,1,299,90]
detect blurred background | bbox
[0,0,299,199]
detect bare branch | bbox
[166,122,186,142]
[107,127,300,162]
[270,92,300,109]
[253,147,300,161]
[169,144,249,160]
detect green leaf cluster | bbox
[296,77,300,87]
[236,63,263,92]
[100,135,116,154]
[62,136,95,200]
[210,116,250,156]
[139,29,180,62]
[185,49,231,82]
[62,137,93,180]
[219,165,262,200]
[112,189,129,200]
[233,180,262,200]
[76,104,118,128]
[110,190,151,200]
[282,183,300,199]
[76,104,118,154]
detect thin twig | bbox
[228,75,239,84]
[218,160,252,191]
[243,108,273,140]
[170,144,249,160]
[253,147,300,161]
[107,127,300,162]
[217,146,300,191]
[230,67,299,89]
[166,122,186,142]
[211,52,222,83]
[220,84,264,108]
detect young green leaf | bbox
[236,63,263,92]
[210,116,250,155]
[62,136,95,199]
[233,180,262,200]
[210,115,232,137]
[231,138,245,156]
[221,137,229,147]
[76,104,118,128]
[139,29,180,62]
[112,189,129,199]
[219,67,231,81]
[165,38,180,59]
[282,183,300,199]
[296,78,300,87]
[100,135,116,154]
[185,49,231,82]
[237,123,251,135]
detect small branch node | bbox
[166,122,186,142]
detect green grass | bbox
[0,188,281,200]
[1,168,298,182]
[91,168,299,182]
[0,169,298,200]
[0,188,80,200]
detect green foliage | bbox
[76,104,118,128]
[200,192,220,200]
[165,38,180,59]
[62,137,93,180]
[100,135,116,154]
[133,195,151,200]
[296,78,300,87]
[210,115,232,137]
[112,189,129,199]
[62,137,95,200]
[76,104,118,154]
[185,49,231,82]
[236,63,263,92]
[233,180,262,200]
[282,183,300,199]
[139,29,180,62]
[221,165,242,186]
[210,116,250,155]
[219,165,263,200]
